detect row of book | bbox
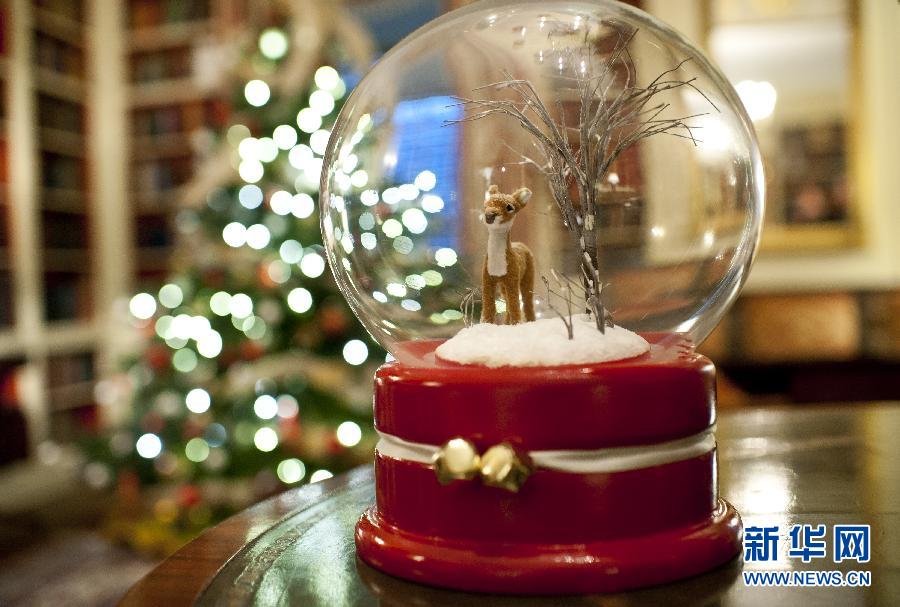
[35,1,91,327]
[34,31,84,78]
[135,214,173,248]
[134,156,196,192]
[44,272,92,321]
[132,98,226,136]
[47,350,94,385]
[0,208,8,247]
[0,270,12,327]
[42,152,84,190]
[130,0,210,29]
[132,47,193,82]
[42,210,87,249]
[46,350,99,442]
[38,94,83,133]
[35,0,83,23]
[1,8,10,329]
[0,360,29,464]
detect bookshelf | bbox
[0,0,100,453]
[0,0,241,458]
[1,34,11,332]
[33,0,98,432]
[126,0,232,285]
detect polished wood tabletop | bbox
[121,403,900,606]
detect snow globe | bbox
[321,0,763,595]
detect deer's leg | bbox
[502,280,521,325]
[521,252,535,322]
[481,278,497,324]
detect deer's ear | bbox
[488,184,500,195]
[514,187,532,207]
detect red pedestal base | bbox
[357,334,743,594]
[356,499,742,595]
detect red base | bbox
[356,499,742,595]
[374,451,719,543]
[359,334,742,594]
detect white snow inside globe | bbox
[321,0,763,365]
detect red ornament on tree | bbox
[176,483,203,509]
[144,345,171,370]
[318,302,349,335]
[240,340,265,361]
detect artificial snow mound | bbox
[435,315,650,368]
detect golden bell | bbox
[479,443,532,492]
[432,437,481,485]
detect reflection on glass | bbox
[709,0,855,232]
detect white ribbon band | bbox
[376,427,716,474]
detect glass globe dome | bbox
[321,0,763,363]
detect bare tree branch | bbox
[542,272,574,340]
[447,23,717,333]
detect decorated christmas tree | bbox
[82,3,407,554]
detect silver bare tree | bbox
[448,24,715,333]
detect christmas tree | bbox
[83,4,406,554]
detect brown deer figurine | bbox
[481,185,535,324]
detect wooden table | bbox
[121,404,900,606]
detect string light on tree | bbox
[185,438,210,463]
[229,293,253,318]
[129,293,156,320]
[258,28,289,60]
[279,240,304,264]
[185,388,211,414]
[238,137,259,160]
[254,427,279,452]
[196,330,223,358]
[288,144,314,169]
[299,252,326,278]
[381,219,403,238]
[257,137,279,162]
[413,170,437,191]
[209,292,231,316]
[239,184,264,209]
[239,159,265,183]
[292,194,315,219]
[336,421,363,447]
[244,79,271,107]
[269,190,293,215]
[434,248,458,267]
[277,458,306,484]
[309,130,330,155]
[277,395,299,419]
[342,340,369,366]
[309,90,336,116]
[287,288,313,313]
[254,395,278,420]
[172,349,198,373]
[272,124,298,149]
[314,66,340,91]
[136,433,162,459]
[158,284,183,308]
[296,108,322,134]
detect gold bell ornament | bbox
[479,443,533,492]
[432,437,481,485]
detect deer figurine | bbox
[481,185,535,324]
